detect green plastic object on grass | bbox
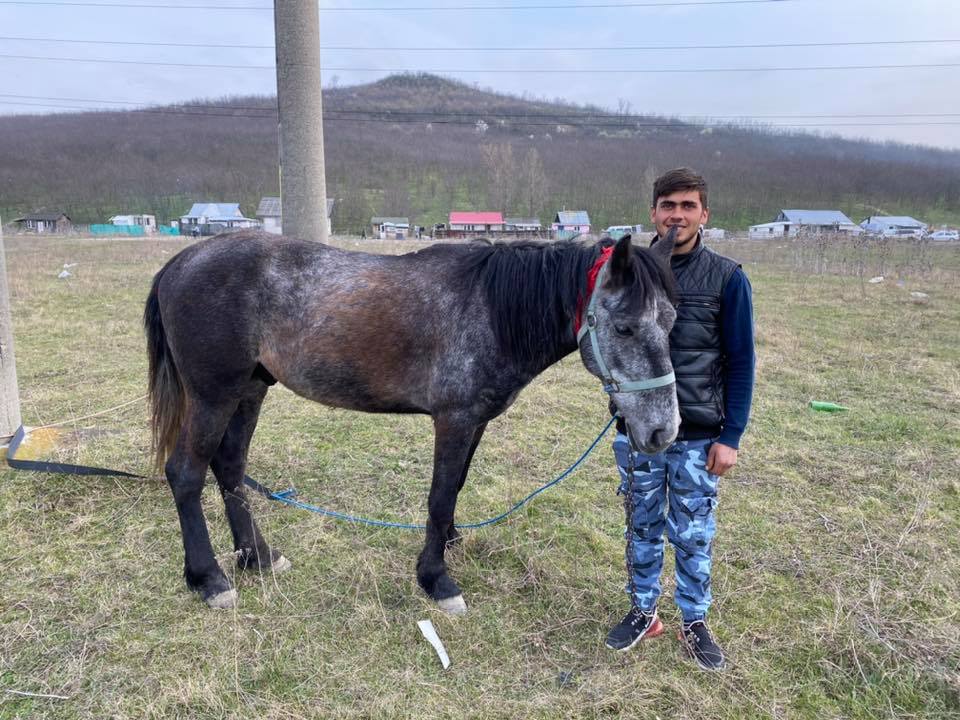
[809,401,849,412]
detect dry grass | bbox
[0,234,958,719]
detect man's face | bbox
[650,189,709,253]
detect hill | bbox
[1,72,959,231]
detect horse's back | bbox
[154,231,476,412]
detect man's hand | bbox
[705,442,738,476]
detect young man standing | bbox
[604,168,755,671]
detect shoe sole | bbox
[676,630,726,671]
[606,616,664,651]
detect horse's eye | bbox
[614,324,633,337]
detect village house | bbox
[504,217,543,236]
[859,215,927,238]
[110,214,156,231]
[257,197,335,236]
[447,211,505,238]
[552,210,591,240]
[370,216,410,240]
[180,202,258,236]
[749,209,861,238]
[13,211,73,234]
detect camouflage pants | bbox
[613,433,719,622]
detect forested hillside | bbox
[2,73,958,231]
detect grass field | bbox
[1,234,958,719]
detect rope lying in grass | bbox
[5,396,618,531]
[28,393,148,430]
[244,415,619,530]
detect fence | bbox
[714,233,959,283]
[89,224,146,236]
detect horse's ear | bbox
[607,234,634,287]
[650,226,676,263]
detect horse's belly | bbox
[261,352,429,414]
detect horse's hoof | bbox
[206,588,238,610]
[437,595,467,615]
[271,555,292,573]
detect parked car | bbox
[603,224,642,239]
[929,229,959,242]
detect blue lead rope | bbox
[256,416,618,530]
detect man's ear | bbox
[651,225,677,263]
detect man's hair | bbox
[652,167,708,208]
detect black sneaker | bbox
[678,620,726,671]
[605,607,663,651]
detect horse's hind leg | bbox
[166,399,239,609]
[210,382,290,574]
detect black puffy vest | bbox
[666,239,740,438]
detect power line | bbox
[0,93,277,111]
[0,0,792,9]
[0,53,275,69]
[322,38,960,51]
[318,0,795,9]
[3,94,960,121]
[326,62,960,73]
[0,35,275,49]
[3,53,958,73]
[0,0,272,7]
[0,100,275,117]
[2,35,959,52]
[3,100,959,128]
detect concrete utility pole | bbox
[0,214,22,441]
[274,0,328,242]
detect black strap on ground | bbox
[5,424,277,497]
[5,425,144,478]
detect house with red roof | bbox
[448,211,505,238]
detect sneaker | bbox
[605,607,663,651]
[678,620,726,670]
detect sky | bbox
[1,0,960,150]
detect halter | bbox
[575,249,676,395]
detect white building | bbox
[505,217,543,235]
[180,202,258,235]
[110,214,156,231]
[859,215,927,238]
[371,216,410,239]
[257,197,334,236]
[748,221,788,239]
[750,209,862,238]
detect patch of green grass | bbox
[1,235,958,719]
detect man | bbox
[605,168,755,671]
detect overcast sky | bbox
[2,0,959,150]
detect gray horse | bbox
[144,230,679,612]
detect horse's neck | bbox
[517,250,588,376]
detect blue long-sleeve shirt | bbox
[716,266,755,449]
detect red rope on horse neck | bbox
[574,245,615,336]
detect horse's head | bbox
[578,231,679,454]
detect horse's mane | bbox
[442,238,675,366]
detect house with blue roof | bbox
[179,202,258,236]
[552,210,591,240]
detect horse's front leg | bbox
[445,421,488,548]
[416,413,479,614]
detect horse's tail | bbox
[144,264,184,473]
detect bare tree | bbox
[640,166,659,211]
[520,147,548,219]
[480,143,518,212]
